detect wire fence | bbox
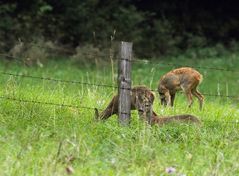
[0,95,101,110]
[0,71,238,99]
[0,71,118,89]
[131,58,239,73]
[0,95,238,126]
[0,42,239,125]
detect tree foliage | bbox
[0,0,238,56]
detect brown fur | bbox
[95,85,201,126]
[95,85,156,122]
[151,113,201,126]
[158,67,204,110]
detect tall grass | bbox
[0,55,239,175]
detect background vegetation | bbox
[1,0,239,57]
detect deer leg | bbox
[165,91,171,107]
[170,93,176,107]
[181,84,194,108]
[185,90,193,108]
[192,89,204,110]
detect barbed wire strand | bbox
[0,71,118,89]
[0,95,238,125]
[0,95,102,111]
[149,88,238,99]
[131,58,239,73]
[1,71,238,99]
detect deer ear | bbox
[150,92,155,103]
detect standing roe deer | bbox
[158,67,204,110]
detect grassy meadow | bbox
[0,54,239,176]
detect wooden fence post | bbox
[118,41,133,125]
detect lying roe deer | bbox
[158,67,204,110]
[151,113,201,126]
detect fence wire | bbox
[0,71,117,89]
[1,71,238,99]
[131,58,239,73]
[0,95,238,126]
[0,95,102,111]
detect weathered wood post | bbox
[118,41,133,125]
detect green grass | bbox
[0,55,239,176]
